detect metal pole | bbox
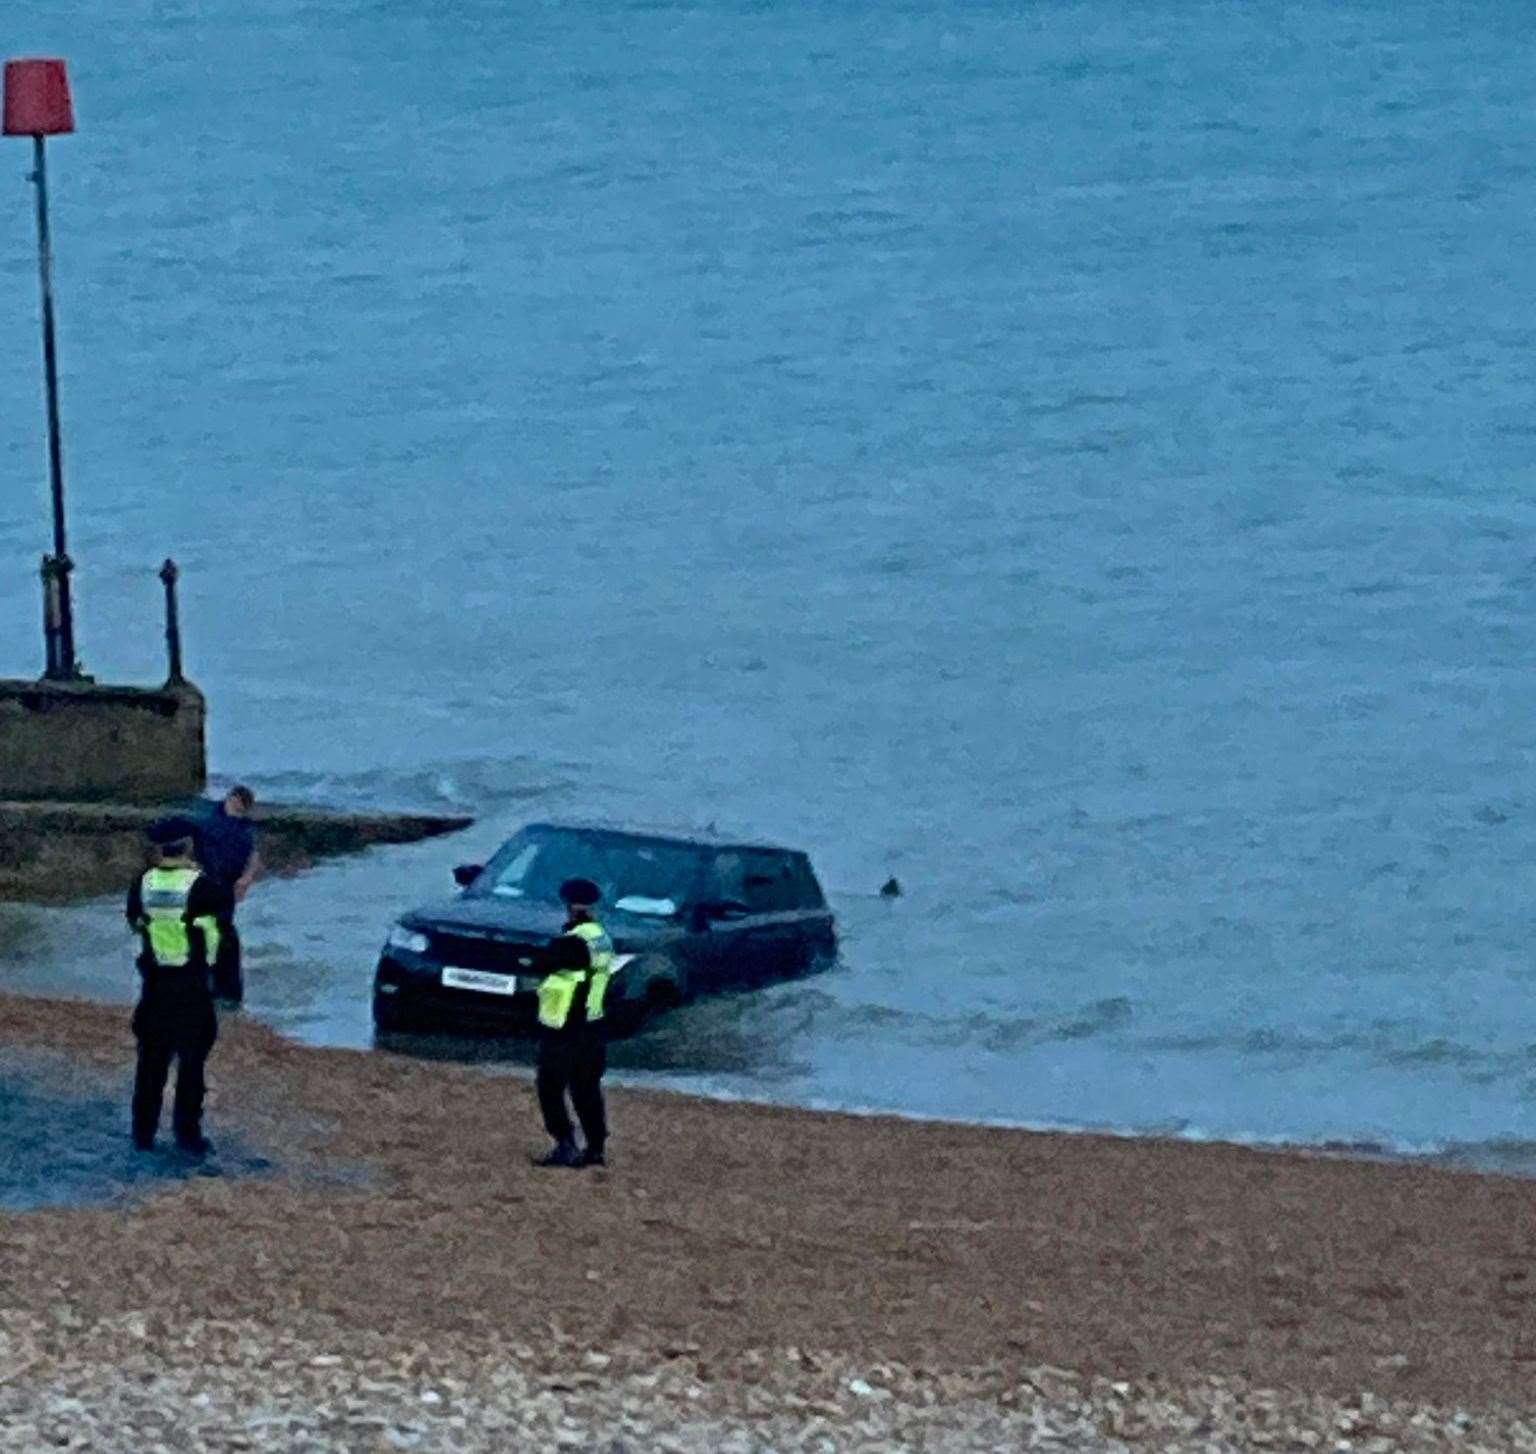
[159,558,184,684]
[30,133,77,679]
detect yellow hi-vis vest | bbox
[138,867,221,969]
[537,919,614,1030]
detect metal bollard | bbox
[159,558,184,685]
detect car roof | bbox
[520,819,804,856]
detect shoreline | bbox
[4,990,1536,1448]
[18,974,1530,1185]
[611,1080,1536,1186]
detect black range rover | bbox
[373,821,837,1034]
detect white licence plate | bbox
[441,967,520,996]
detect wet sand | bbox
[3,992,1536,1449]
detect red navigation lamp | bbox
[4,57,80,679]
[3,59,75,136]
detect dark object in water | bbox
[879,877,903,899]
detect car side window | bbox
[708,852,789,911]
[710,852,750,907]
[740,852,800,912]
[709,851,813,912]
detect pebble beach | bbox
[3,992,1536,1451]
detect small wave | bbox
[1053,997,1134,1041]
[1023,392,1135,418]
[1388,1037,1486,1069]
[227,758,574,816]
[754,987,1133,1054]
[1138,1023,1517,1073]
[1420,1138,1536,1177]
[790,208,921,248]
[801,206,909,230]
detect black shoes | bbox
[135,1132,215,1158]
[533,1141,606,1169]
[534,1140,581,1169]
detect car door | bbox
[732,850,816,983]
[697,850,785,988]
[741,850,837,979]
[622,849,712,1004]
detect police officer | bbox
[533,877,614,1169]
[126,817,225,1156]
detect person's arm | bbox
[233,847,261,904]
[126,876,152,973]
[185,875,225,966]
[533,933,593,976]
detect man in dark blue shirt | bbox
[194,785,260,1008]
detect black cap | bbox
[558,877,601,907]
[146,816,197,848]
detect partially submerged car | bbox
[373,821,837,1033]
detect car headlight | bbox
[387,924,430,955]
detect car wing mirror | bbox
[452,863,484,888]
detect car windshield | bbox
[474,829,702,917]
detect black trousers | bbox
[132,994,217,1147]
[536,1031,607,1151]
[211,918,243,1005]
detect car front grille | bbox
[428,932,542,973]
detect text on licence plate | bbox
[441,967,521,996]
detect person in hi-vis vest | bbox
[532,877,615,1168]
[125,817,227,1156]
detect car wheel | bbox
[640,978,682,1023]
[608,978,681,1038]
[372,993,407,1034]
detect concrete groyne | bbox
[0,799,471,903]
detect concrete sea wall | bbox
[0,677,471,901]
[0,679,206,802]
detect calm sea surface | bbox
[4,1,1536,1169]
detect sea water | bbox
[3,0,1536,1168]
